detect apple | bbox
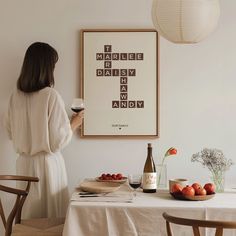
[182,185,195,197]
[195,187,207,196]
[204,183,215,194]
[192,183,202,192]
[171,183,183,194]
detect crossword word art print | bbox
[81,29,159,137]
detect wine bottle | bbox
[142,143,157,193]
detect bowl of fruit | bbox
[96,173,127,184]
[170,182,215,201]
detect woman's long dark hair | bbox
[17,42,58,93]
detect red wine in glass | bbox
[71,107,84,113]
[71,98,85,113]
[129,182,141,189]
[128,174,142,197]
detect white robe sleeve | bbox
[48,91,72,153]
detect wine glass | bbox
[128,174,142,197]
[71,98,85,113]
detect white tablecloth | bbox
[63,184,236,236]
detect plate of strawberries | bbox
[170,182,216,201]
[96,173,127,184]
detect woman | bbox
[5,42,83,219]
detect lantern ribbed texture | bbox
[152,0,220,43]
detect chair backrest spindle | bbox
[0,198,6,228]
[215,227,223,236]
[192,226,201,236]
[5,195,21,235]
[166,221,173,236]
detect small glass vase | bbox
[210,170,225,193]
[156,164,167,189]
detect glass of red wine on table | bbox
[71,98,85,113]
[128,174,142,197]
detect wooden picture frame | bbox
[80,29,159,137]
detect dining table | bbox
[62,180,236,236]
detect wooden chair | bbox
[163,212,236,236]
[0,175,64,236]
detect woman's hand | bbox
[70,111,84,131]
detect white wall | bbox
[0,0,235,233]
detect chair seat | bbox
[11,217,64,236]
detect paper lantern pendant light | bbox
[152,0,220,44]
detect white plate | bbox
[95,177,127,184]
[80,181,121,193]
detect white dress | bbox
[5,87,72,219]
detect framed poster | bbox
[80,29,159,137]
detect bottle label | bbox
[142,173,157,189]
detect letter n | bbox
[120,101,127,108]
